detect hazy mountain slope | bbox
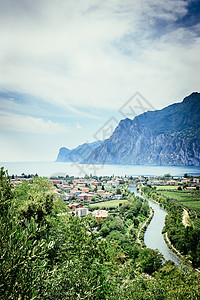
[56,141,102,162]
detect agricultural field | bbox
[157,189,200,212]
[155,185,178,190]
[89,199,126,208]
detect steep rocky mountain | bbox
[56,140,102,162]
[56,92,200,166]
[85,92,200,166]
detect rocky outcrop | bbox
[56,141,102,162]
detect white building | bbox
[75,208,88,217]
[115,194,122,200]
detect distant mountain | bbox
[56,92,200,166]
[56,141,102,163]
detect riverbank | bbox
[137,208,154,248]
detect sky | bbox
[0,0,200,162]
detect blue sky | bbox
[0,0,200,161]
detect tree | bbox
[15,178,54,224]
[137,248,163,274]
[116,188,121,195]
[0,167,13,218]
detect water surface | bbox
[1,161,200,177]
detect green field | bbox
[158,190,200,212]
[155,185,178,190]
[89,199,126,208]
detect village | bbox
[10,173,200,221]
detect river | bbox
[130,185,181,265]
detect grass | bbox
[89,199,126,208]
[157,189,200,212]
[155,185,178,190]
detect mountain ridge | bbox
[56,92,200,166]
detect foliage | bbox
[1,169,200,299]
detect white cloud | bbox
[76,122,82,129]
[0,0,199,113]
[0,111,69,134]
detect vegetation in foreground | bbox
[1,168,200,299]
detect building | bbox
[78,193,93,201]
[115,194,122,200]
[69,203,83,209]
[167,180,178,186]
[75,208,88,217]
[97,190,105,196]
[81,187,89,193]
[103,192,112,199]
[92,210,108,220]
[63,193,71,201]
[193,178,200,184]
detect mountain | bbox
[85,92,200,166]
[56,92,200,166]
[56,140,102,163]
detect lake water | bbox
[130,185,181,265]
[1,161,200,177]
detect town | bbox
[10,173,200,220]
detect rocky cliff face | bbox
[56,141,102,162]
[56,92,200,166]
[85,92,200,166]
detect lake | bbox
[1,161,200,177]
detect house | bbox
[63,193,71,201]
[97,190,105,196]
[167,180,178,186]
[75,208,88,217]
[71,188,81,196]
[81,187,89,193]
[78,193,93,201]
[49,180,62,185]
[193,178,200,184]
[181,179,191,184]
[92,210,108,220]
[103,192,112,199]
[69,203,83,209]
[115,194,122,200]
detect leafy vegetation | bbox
[141,185,200,268]
[1,168,200,299]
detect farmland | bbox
[157,189,200,212]
[89,199,126,208]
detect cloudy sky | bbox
[0,0,200,162]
